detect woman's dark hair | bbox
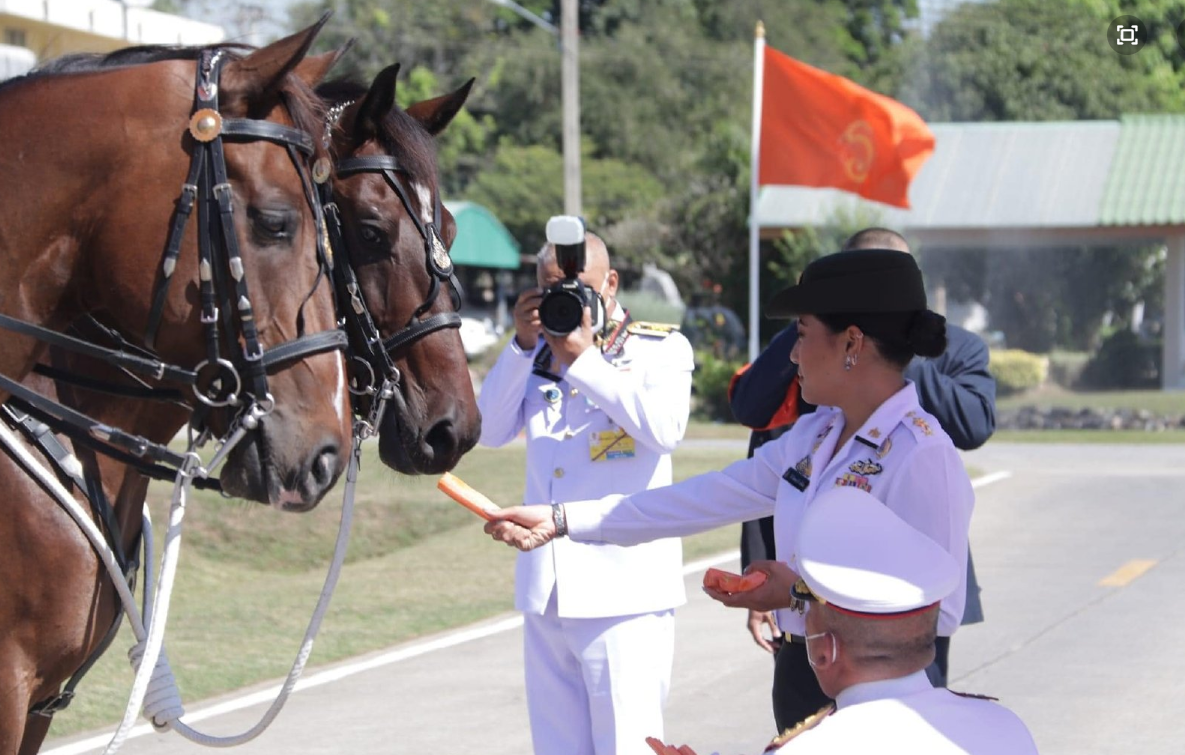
[816,310,947,368]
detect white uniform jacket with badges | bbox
[477,317,694,619]
[565,381,973,636]
[773,671,1039,754]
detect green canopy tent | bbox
[444,201,521,270]
[444,201,521,339]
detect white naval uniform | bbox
[478,312,694,755]
[773,671,1039,754]
[565,382,973,638]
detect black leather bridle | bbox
[318,135,464,429]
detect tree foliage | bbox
[267,0,1175,354]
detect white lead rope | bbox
[0,415,362,753]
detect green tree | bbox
[464,139,663,256]
[902,0,1185,121]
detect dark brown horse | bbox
[318,64,481,473]
[0,60,481,753]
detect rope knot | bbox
[128,641,185,730]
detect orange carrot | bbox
[437,472,502,521]
[702,567,767,593]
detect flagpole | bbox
[747,21,766,363]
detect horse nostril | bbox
[424,419,457,460]
[310,443,340,491]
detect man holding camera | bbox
[478,218,695,755]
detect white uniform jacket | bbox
[565,382,973,636]
[774,671,1039,754]
[478,319,694,619]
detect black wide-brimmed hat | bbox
[765,248,927,319]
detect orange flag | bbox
[759,46,935,208]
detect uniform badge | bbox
[796,454,812,478]
[590,429,634,461]
[849,459,883,476]
[835,473,872,492]
[543,386,562,404]
[876,437,893,459]
[868,428,881,439]
[911,416,934,436]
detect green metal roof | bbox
[444,201,521,269]
[1099,114,1185,226]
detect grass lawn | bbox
[993,429,1185,444]
[48,440,748,738]
[997,386,1185,414]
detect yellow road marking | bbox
[1098,559,1158,587]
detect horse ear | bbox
[406,78,475,136]
[293,41,352,90]
[354,63,401,143]
[221,12,330,105]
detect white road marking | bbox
[971,470,1012,488]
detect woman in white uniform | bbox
[485,247,975,731]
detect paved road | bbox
[46,443,1185,755]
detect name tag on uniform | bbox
[783,466,810,492]
[589,429,635,461]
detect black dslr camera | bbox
[539,216,606,336]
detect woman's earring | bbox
[843,355,853,372]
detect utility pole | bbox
[559,0,582,216]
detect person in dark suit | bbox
[730,227,996,732]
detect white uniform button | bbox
[554,467,565,478]
[570,388,579,397]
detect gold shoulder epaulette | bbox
[763,703,834,752]
[626,321,679,338]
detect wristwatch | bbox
[551,503,568,538]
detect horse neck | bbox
[33,349,190,555]
[0,68,187,379]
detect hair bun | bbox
[908,311,947,358]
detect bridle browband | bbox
[318,120,464,430]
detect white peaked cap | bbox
[796,487,959,617]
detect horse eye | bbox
[248,207,294,245]
[358,222,388,248]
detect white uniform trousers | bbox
[523,592,675,755]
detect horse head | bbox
[65,21,353,509]
[320,65,481,474]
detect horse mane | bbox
[1,43,327,156]
[317,78,440,189]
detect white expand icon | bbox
[1117,24,1140,45]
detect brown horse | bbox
[0,23,361,755]
[0,20,352,509]
[0,62,482,752]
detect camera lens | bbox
[539,289,586,336]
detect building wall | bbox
[0,0,223,63]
